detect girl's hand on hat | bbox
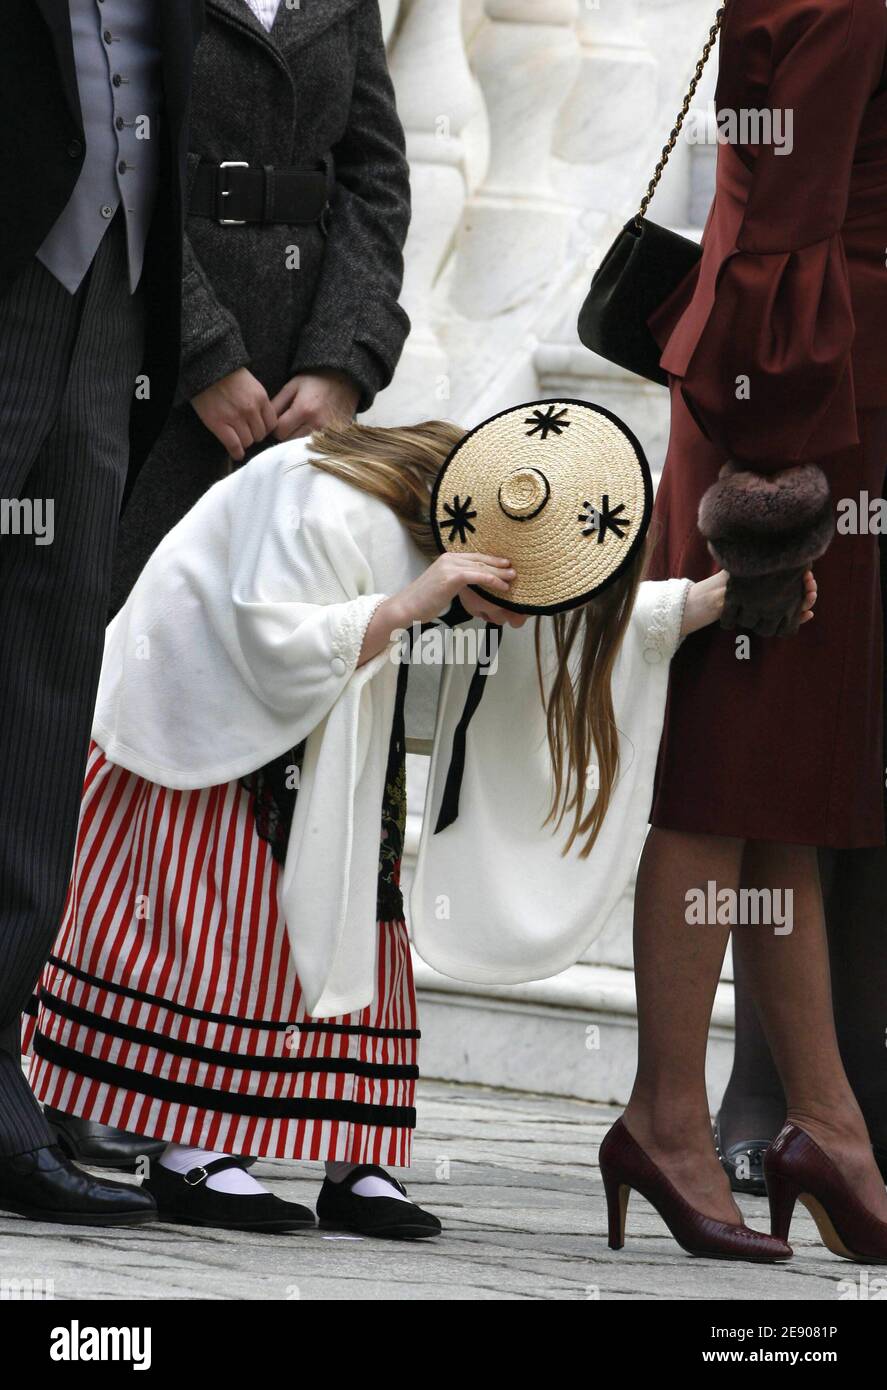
[357,554,516,665]
[680,568,817,636]
[388,553,516,628]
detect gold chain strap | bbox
[635,2,728,225]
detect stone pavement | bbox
[0,1082,870,1301]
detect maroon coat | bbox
[647,0,887,846]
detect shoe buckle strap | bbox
[184,1156,249,1186]
[344,1164,407,1197]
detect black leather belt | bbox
[190,160,331,228]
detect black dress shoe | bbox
[44,1107,257,1172]
[714,1120,769,1197]
[143,1157,315,1233]
[45,1107,165,1171]
[0,1145,157,1226]
[316,1165,442,1240]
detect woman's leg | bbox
[738,840,887,1220]
[716,947,785,1156]
[824,846,887,1163]
[623,826,744,1224]
[710,838,809,1176]
[715,845,887,1173]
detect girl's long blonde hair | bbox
[307,420,645,858]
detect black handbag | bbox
[577,4,727,386]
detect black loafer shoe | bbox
[317,1165,442,1240]
[714,1121,769,1197]
[143,1157,315,1233]
[0,1145,157,1226]
[45,1107,165,1171]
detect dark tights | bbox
[718,846,887,1158]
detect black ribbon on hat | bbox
[433,606,502,835]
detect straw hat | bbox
[430,398,653,615]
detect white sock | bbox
[159,1143,268,1196]
[324,1160,410,1202]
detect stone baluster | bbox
[372,0,479,421]
[553,0,658,220]
[448,0,581,322]
[378,0,402,45]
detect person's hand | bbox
[389,553,516,628]
[191,368,277,461]
[358,554,517,666]
[722,566,818,637]
[681,568,817,637]
[271,370,361,441]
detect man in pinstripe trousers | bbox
[0,1,203,1223]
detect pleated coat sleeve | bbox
[653,0,887,470]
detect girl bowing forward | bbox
[24,404,766,1242]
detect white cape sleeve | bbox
[91,446,428,1018]
[94,454,393,789]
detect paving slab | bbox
[0,1082,869,1301]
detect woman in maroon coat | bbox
[599,0,887,1261]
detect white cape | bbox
[412,578,688,985]
[93,438,689,1016]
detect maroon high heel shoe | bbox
[765,1123,887,1263]
[599,1117,792,1262]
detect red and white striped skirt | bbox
[25,742,418,1165]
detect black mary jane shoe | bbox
[142,1157,315,1233]
[713,1120,769,1197]
[45,1107,166,1171]
[0,1145,157,1226]
[316,1165,442,1240]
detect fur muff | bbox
[698,461,835,578]
[707,507,834,578]
[699,461,830,536]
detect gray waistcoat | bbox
[37,0,163,294]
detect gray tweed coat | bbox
[111,0,411,609]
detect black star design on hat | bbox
[578,495,631,544]
[440,494,477,545]
[524,405,571,440]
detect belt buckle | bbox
[184,1166,208,1186]
[217,160,249,225]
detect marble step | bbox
[412,954,734,1110]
